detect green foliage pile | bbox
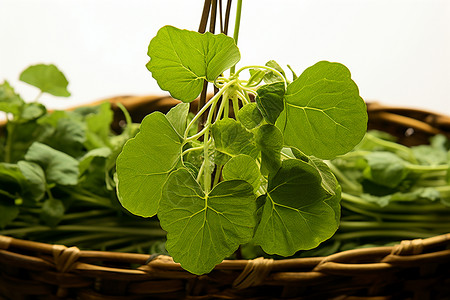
[0,65,166,252]
[284,131,450,258]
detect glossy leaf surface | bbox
[19,64,70,97]
[25,142,79,186]
[116,112,182,217]
[256,82,285,125]
[277,61,367,159]
[147,26,240,102]
[159,168,256,274]
[254,159,339,256]
[222,154,261,191]
[237,103,263,130]
[211,118,258,165]
[166,102,190,136]
[255,124,283,175]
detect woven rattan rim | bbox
[0,233,449,286]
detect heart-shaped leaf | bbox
[116,112,182,217]
[19,64,70,97]
[147,26,240,102]
[223,154,261,191]
[253,159,340,256]
[25,142,79,186]
[211,118,258,165]
[18,161,46,202]
[277,61,367,159]
[159,168,256,275]
[237,103,263,130]
[255,82,285,125]
[255,124,283,175]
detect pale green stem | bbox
[224,97,230,118]
[340,221,450,230]
[235,65,287,88]
[333,230,436,241]
[68,190,112,208]
[184,79,237,139]
[197,156,206,181]
[338,150,371,158]
[342,192,449,213]
[415,179,448,187]
[203,132,211,193]
[406,164,449,173]
[116,102,133,129]
[236,89,251,105]
[46,185,55,201]
[33,91,43,103]
[1,225,166,236]
[0,189,15,199]
[215,90,228,122]
[213,165,223,187]
[364,133,417,163]
[61,210,114,221]
[202,95,221,193]
[185,125,211,142]
[325,161,361,193]
[232,94,240,117]
[4,123,16,163]
[230,0,243,75]
[236,81,257,94]
[182,145,204,157]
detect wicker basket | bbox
[1,96,450,300]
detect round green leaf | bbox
[255,82,285,124]
[253,159,340,256]
[363,151,409,188]
[166,102,190,136]
[211,118,258,165]
[277,61,367,159]
[223,154,261,191]
[147,26,241,102]
[20,103,47,121]
[19,64,70,97]
[18,161,46,202]
[116,112,182,217]
[25,142,79,186]
[159,168,256,275]
[0,81,25,116]
[40,198,65,227]
[237,103,263,130]
[255,124,283,175]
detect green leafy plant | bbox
[116,6,368,274]
[1,64,168,252]
[311,131,450,256]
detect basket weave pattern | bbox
[1,97,450,300]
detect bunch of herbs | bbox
[116,2,368,274]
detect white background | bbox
[1,0,449,114]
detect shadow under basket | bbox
[1,95,450,300]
